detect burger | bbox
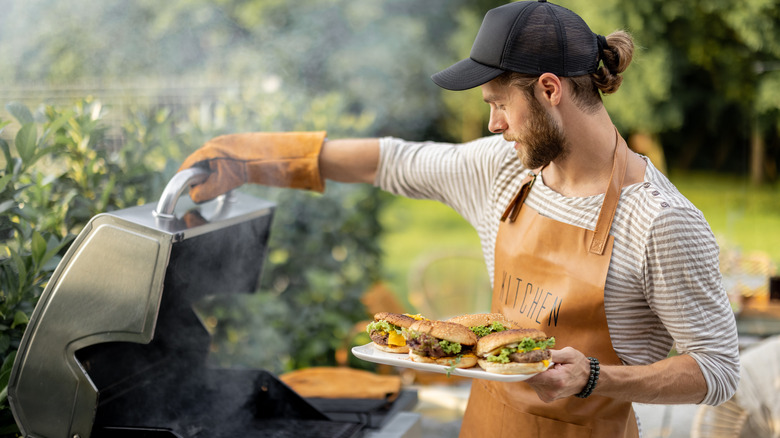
[405,319,479,368]
[476,328,555,374]
[447,313,516,338]
[366,312,425,353]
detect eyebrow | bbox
[482,94,502,104]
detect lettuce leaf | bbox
[366,320,401,335]
[518,336,555,352]
[438,339,463,355]
[470,322,508,337]
[485,337,556,363]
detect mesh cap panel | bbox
[432,1,600,91]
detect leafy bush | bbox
[0,97,384,435]
[197,184,388,373]
[0,100,180,435]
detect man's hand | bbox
[178,132,327,203]
[525,347,591,402]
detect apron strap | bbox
[500,127,629,253]
[500,171,538,223]
[589,129,628,255]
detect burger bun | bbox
[447,313,515,330]
[372,343,409,354]
[408,320,478,346]
[374,312,419,328]
[477,358,550,375]
[410,351,478,368]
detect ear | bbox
[537,73,563,106]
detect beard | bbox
[507,96,568,169]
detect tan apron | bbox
[460,135,640,437]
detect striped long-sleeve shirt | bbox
[374,134,740,406]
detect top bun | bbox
[447,313,515,329]
[374,312,420,328]
[476,328,549,356]
[408,320,478,346]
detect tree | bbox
[434,0,780,179]
[560,0,780,180]
[2,0,778,172]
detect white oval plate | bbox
[351,343,551,382]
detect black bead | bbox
[574,357,600,399]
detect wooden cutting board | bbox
[280,366,402,399]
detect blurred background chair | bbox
[691,334,780,437]
[407,250,491,321]
[719,245,777,312]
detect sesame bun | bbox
[408,320,478,346]
[372,343,409,354]
[447,313,516,330]
[410,351,478,368]
[476,328,549,356]
[477,358,549,374]
[373,312,419,328]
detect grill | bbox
[7,169,416,438]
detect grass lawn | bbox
[379,172,780,310]
[378,197,482,310]
[669,172,780,263]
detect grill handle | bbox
[154,167,212,219]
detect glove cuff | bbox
[243,131,326,193]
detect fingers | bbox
[188,159,245,203]
[525,347,592,403]
[178,140,221,173]
[548,346,582,365]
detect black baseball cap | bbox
[432,0,600,91]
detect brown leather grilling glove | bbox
[178,131,327,203]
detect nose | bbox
[488,108,506,134]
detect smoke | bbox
[78,206,285,433]
[0,0,483,140]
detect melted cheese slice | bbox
[388,331,406,347]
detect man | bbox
[179,1,740,436]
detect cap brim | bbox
[431,58,505,91]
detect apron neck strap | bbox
[500,170,539,223]
[500,127,629,255]
[589,128,628,255]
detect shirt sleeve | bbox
[643,205,741,405]
[374,135,511,227]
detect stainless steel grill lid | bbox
[7,168,301,437]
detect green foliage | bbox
[0,0,474,142]
[0,101,180,435]
[558,0,780,173]
[197,185,387,373]
[2,0,779,174]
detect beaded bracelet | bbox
[574,357,600,399]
